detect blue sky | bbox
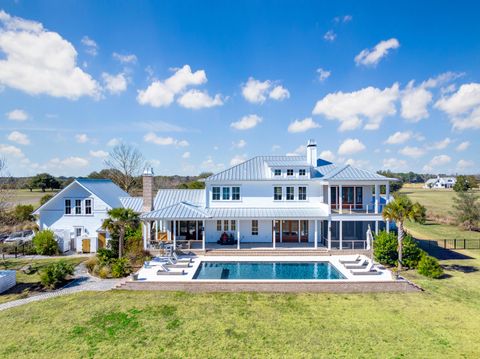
[0,1,478,177]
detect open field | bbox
[0,251,479,358]
[7,189,59,208]
[0,257,86,304]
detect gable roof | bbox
[141,201,210,220]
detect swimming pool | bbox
[193,261,346,280]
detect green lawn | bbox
[8,189,59,207]
[0,257,86,304]
[0,252,479,358]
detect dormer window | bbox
[299,169,306,176]
[287,169,294,176]
[274,169,281,176]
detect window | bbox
[216,220,222,231]
[287,169,294,176]
[232,187,240,200]
[286,187,294,200]
[355,187,363,207]
[231,220,236,231]
[224,220,229,231]
[222,187,230,200]
[74,227,83,237]
[251,220,258,235]
[65,199,71,215]
[274,169,281,176]
[299,186,307,200]
[75,199,82,215]
[274,186,282,200]
[212,187,220,200]
[299,169,306,176]
[85,199,92,215]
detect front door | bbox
[278,221,309,242]
[98,232,106,249]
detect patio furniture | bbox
[339,255,361,264]
[344,258,369,269]
[156,263,185,275]
[172,252,193,263]
[350,261,381,275]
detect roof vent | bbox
[143,167,154,176]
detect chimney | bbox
[142,167,154,213]
[306,139,317,167]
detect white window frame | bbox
[216,220,222,231]
[274,169,281,176]
[287,169,294,176]
[274,186,282,201]
[286,186,294,201]
[212,187,221,201]
[74,199,82,215]
[222,187,230,200]
[299,186,307,201]
[84,198,93,215]
[251,220,258,235]
[232,187,241,201]
[299,169,306,176]
[64,199,72,215]
[231,220,236,231]
[74,226,83,237]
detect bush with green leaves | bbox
[96,248,116,265]
[40,260,75,288]
[402,236,424,268]
[111,258,131,278]
[417,255,444,279]
[40,194,54,206]
[374,230,423,269]
[14,204,35,222]
[33,230,59,255]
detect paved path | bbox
[0,263,123,312]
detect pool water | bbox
[193,261,346,280]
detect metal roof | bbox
[75,178,129,208]
[154,189,205,208]
[322,165,394,181]
[141,202,210,220]
[266,159,310,167]
[207,207,328,219]
[120,196,143,212]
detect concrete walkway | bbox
[0,263,122,312]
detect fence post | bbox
[443,239,446,249]
[454,239,457,249]
[14,246,17,258]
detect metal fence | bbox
[415,238,480,250]
[0,242,36,258]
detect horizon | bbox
[0,1,479,177]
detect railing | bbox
[330,240,369,250]
[415,238,480,250]
[331,203,385,214]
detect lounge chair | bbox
[156,263,185,275]
[350,261,381,275]
[339,255,361,264]
[344,258,369,269]
[172,252,193,263]
[165,262,191,269]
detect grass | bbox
[8,189,59,207]
[405,221,480,241]
[0,251,478,358]
[0,256,86,304]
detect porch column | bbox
[375,220,379,235]
[327,185,331,210]
[173,220,177,248]
[142,222,147,250]
[167,221,171,242]
[374,183,380,214]
[386,182,390,206]
[339,184,343,214]
[280,220,283,243]
[155,220,158,241]
[314,220,318,249]
[273,219,276,249]
[195,221,199,241]
[339,220,343,250]
[202,220,206,251]
[327,219,332,250]
[386,220,390,233]
[237,220,240,249]
[147,221,151,246]
[298,220,301,243]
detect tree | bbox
[29,173,61,192]
[382,194,426,272]
[452,190,480,230]
[104,144,145,194]
[14,204,35,222]
[454,175,478,192]
[101,208,140,258]
[40,194,54,206]
[376,171,404,192]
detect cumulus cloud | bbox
[428,137,451,150]
[399,146,425,158]
[201,156,224,172]
[0,11,100,99]
[177,89,223,109]
[7,131,29,145]
[230,114,262,130]
[456,141,470,152]
[354,38,400,67]
[457,159,474,170]
[435,83,480,130]
[182,151,190,159]
[384,131,412,145]
[107,138,121,147]
[316,68,331,82]
[0,143,25,157]
[401,81,432,122]
[319,150,335,162]
[81,36,98,56]
[286,145,306,156]
[323,30,336,42]
[112,52,137,64]
[102,72,127,94]
[232,139,246,149]
[230,154,247,166]
[338,138,366,155]
[287,117,321,133]
[423,154,451,172]
[89,150,108,158]
[48,156,89,168]
[241,77,289,104]
[75,133,89,143]
[6,109,28,121]
[143,132,189,147]
[383,158,407,170]
[137,65,208,107]
[312,83,399,131]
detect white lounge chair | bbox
[339,255,361,264]
[156,263,185,275]
[350,261,381,275]
[172,252,193,263]
[344,258,369,269]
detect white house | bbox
[35,139,398,253]
[423,176,456,189]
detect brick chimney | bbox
[306,139,317,167]
[142,167,154,213]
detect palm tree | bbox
[102,208,140,258]
[382,194,426,272]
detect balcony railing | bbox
[330,203,385,215]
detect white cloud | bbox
[75,133,89,143]
[107,138,121,147]
[456,141,470,152]
[201,156,224,172]
[230,154,247,166]
[177,89,223,109]
[230,114,262,130]
[323,30,336,42]
[81,36,98,56]
[271,144,281,152]
[112,52,137,64]
[319,150,335,162]
[457,159,474,170]
[287,117,321,133]
[0,143,25,157]
[354,38,400,67]
[401,81,432,122]
[435,83,480,130]
[89,150,108,158]
[182,151,190,159]
[102,72,127,94]
[7,131,29,145]
[313,83,399,131]
[338,138,366,155]
[232,139,247,149]
[48,156,89,168]
[399,146,425,158]
[383,158,407,170]
[423,154,451,172]
[385,131,412,145]
[316,68,331,82]
[286,145,306,156]
[143,132,189,147]
[0,11,100,99]
[6,108,28,121]
[428,137,451,150]
[345,158,369,167]
[137,65,207,107]
[269,85,290,101]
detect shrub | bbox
[373,231,398,266]
[97,248,116,265]
[402,236,424,269]
[84,256,99,273]
[40,194,54,206]
[33,230,59,255]
[14,204,35,222]
[40,260,75,288]
[97,266,111,279]
[111,258,131,278]
[417,255,444,279]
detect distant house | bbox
[423,176,456,189]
